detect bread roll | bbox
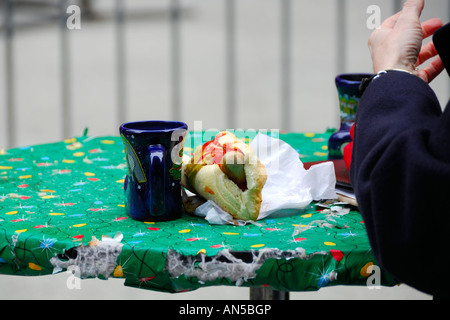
[182,131,267,221]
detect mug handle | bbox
[148,144,165,216]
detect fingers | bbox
[414,18,444,82]
[402,0,425,16]
[421,18,443,39]
[379,0,427,31]
[415,41,438,66]
[416,56,444,83]
[394,0,423,33]
[415,39,444,84]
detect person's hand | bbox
[368,0,444,83]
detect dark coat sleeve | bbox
[350,70,450,297]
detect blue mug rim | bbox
[120,120,188,134]
[336,73,373,85]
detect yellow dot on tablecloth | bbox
[301,213,312,218]
[117,204,125,208]
[116,179,125,183]
[73,152,85,157]
[144,221,155,224]
[5,211,18,215]
[113,265,124,278]
[223,232,239,235]
[178,229,191,233]
[313,152,328,157]
[19,175,32,180]
[304,133,315,138]
[40,189,56,193]
[0,166,13,170]
[360,262,374,277]
[324,241,336,246]
[49,213,65,216]
[197,249,206,255]
[292,224,299,227]
[84,172,95,176]
[64,138,76,144]
[101,140,115,144]
[41,195,56,199]
[251,244,265,248]
[28,262,42,271]
[73,223,86,227]
[321,145,328,150]
[15,229,27,234]
[62,159,75,164]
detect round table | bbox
[0,130,396,295]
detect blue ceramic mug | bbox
[328,73,373,160]
[120,121,188,221]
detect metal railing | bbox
[1,0,448,149]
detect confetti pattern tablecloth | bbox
[0,130,396,292]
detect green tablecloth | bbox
[0,130,396,292]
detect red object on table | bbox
[342,123,355,170]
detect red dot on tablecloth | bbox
[210,244,223,248]
[18,184,28,188]
[185,238,200,242]
[87,178,100,181]
[139,276,155,282]
[147,227,160,231]
[330,249,344,261]
[115,217,128,221]
[294,237,307,242]
[36,162,52,167]
[11,219,24,222]
[19,196,30,200]
[33,225,46,229]
[73,235,84,239]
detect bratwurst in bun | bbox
[182,131,267,221]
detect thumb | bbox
[401,0,425,17]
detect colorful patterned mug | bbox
[328,73,372,160]
[120,121,188,221]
